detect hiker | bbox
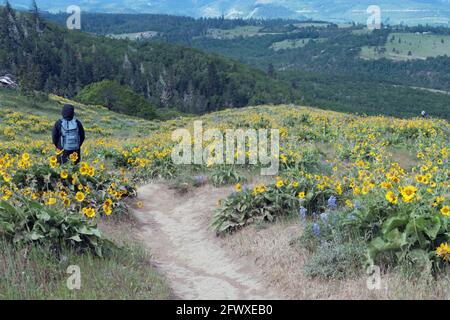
[421,110,429,118]
[52,104,85,164]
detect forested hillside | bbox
[43,11,450,119]
[0,3,298,118]
[43,12,302,42]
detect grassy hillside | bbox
[0,89,160,142]
[283,72,450,120]
[0,4,298,118]
[0,89,173,299]
[360,33,450,61]
[42,11,450,119]
[0,87,449,298]
[270,38,327,51]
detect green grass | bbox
[360,32,450,61]
[0,90,60,117]
[270,38,327,51]
[108,31,158,40]
[293,22,331,28]
[388,145,418,171]
[0,239,171,300]
[0,88,160,140]
[205,26,266,39]
[351,29,373,35]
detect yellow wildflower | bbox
[441,205,450,216]
[386,191,398,204]
[75,192,85,202]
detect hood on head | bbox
[62,104,75,120]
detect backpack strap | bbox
[60,119,65,149]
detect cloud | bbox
[254,0,274,5]
[202,6,221,17]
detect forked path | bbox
[133,183,281,300]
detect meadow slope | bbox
[0,89,449,299]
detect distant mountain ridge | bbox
[8,0,450,25]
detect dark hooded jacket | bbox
[52,104,85,151]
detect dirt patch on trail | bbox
[132,183,283,300]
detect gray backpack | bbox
[60,119,80,151]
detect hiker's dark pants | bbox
[58,149,81,165]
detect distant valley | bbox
[43,11,450,119]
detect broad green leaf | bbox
[385,228,407,248]
[29,231,45,241]
[36,211,51,222]
[382,214,409,235]
[415,216,441,240]
[69,235,82,242]
[78,226,94,235]
[0,201,18,215]
[90,228,102,238]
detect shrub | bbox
[0,197,109,257]
[212,175,339,235]
[210,165,246,187]
[76,80,157,120]
[296,207,366,279]
[304,241,365,279]
[213,179,303,234]
[8,153,136,218]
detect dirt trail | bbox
[133,183,282,300]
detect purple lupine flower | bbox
[327,196,337,210]
[320,212,328,223]
[299,206,307,220]
[312,223,320,236]
[194,175,206,185]
[354,200,362,210]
